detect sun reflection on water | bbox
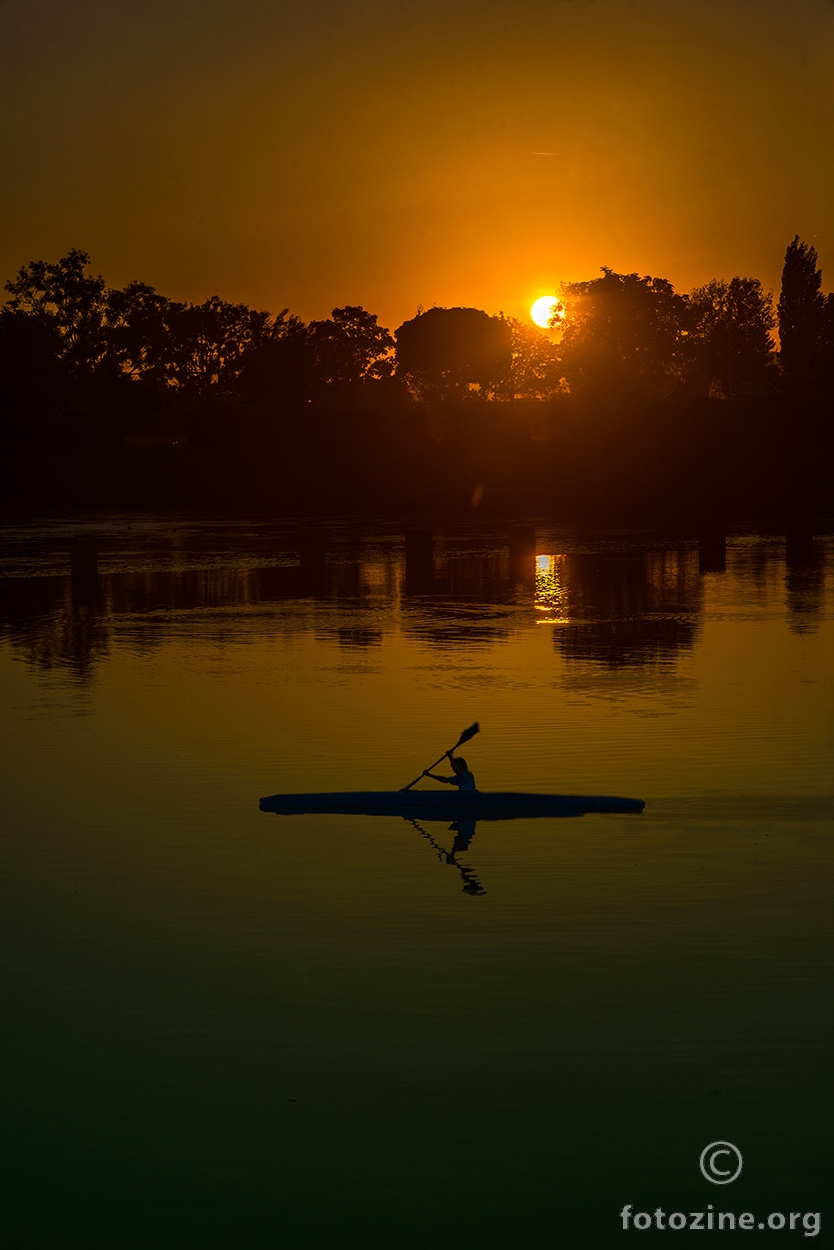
[535,553,570,624]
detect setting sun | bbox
[531,296,560,329]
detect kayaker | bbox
[425,752,477,791]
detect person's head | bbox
[450,755,468,773]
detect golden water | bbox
[1,519,831,1247]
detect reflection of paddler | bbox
[447,819,476,852]
[424,753,477,791]
[406,814,485,896]
[445,820,483,894]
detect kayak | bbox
[259,791,645,821]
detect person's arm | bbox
[425,770,455,785]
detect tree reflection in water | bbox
[536,550,701,667]
[0,525,828,681]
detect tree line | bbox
[2,238,832,415]
[0,238,831,517]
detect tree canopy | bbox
[4,248,109,379]
[686,277,775,399]
[308,306,395,395]
[557,269,688,402]
[395,307,512,401]
[778,236,826,400]
[500,315,565,401]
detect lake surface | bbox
[1,516,832,1248]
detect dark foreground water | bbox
[1,517,832,1249]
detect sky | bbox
[1,0,833,332]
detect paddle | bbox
[399,722,480,792]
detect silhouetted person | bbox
[425,753,477,791]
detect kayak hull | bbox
[259,790,645,821]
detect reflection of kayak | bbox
[259,791,645,821]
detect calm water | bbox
[1,517,832,1248]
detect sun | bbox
[531,295,560,329]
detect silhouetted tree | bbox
[237,313,315,408]
[395,307,512,402]
[500,315,565,400]
[166,296,274,398]
[685,277,776,398]
[4,248,109,381]
[818,292,834,405]
[104,281,184,390]
[777,236,827,400]
[308,306,394,400]
[0,307,68,440]
[558,269,688,402]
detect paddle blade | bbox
[455,722,480,748]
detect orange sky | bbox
[1,0,832,332]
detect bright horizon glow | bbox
[0,1,831,332]
[531,297,559,329]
